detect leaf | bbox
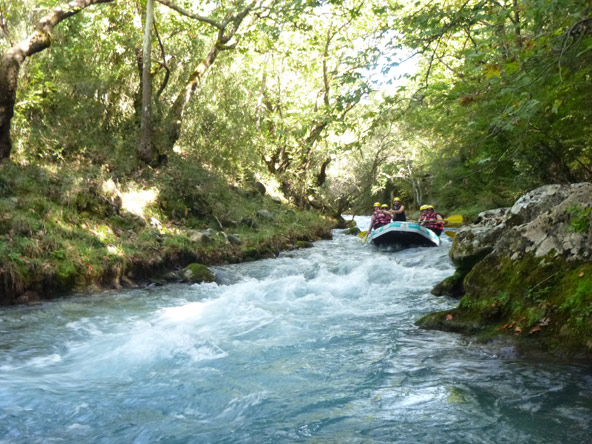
[504,61,519,75]
[483,64,501,79]
[446,313,453,321]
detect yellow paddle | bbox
[442,214,463,224]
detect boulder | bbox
[227,234,242,245]
[256,209,275,221]
[187,230,213,245]
[423,183,592,356]
[254,181,266,195]
[181,263,216,284]
[345,226,361,236]
[450,183,592,267]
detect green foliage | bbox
[566,205,591,233]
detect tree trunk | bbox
[138,0,155,164]
[155,2,254,154]
[164,43,221,150]
[0,0,114,160]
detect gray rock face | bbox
[450,183,592,267]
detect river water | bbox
[1,218,591,443]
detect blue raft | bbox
[368,221,440,248]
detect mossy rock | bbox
[295,241,314,249]
[431,269,466,298]
[344,219,357,229]
[416,309,482,334]
[181,263,216,284]
[345,226,361,236]
[422,252,592,357]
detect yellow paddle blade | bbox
[357,230,368,238]
[444,214,463,224]
[444,231,456,238]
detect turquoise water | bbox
[1,219,591,443]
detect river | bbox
[1,217,591,443]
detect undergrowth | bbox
[0,156,334,303]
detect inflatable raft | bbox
[368,221,440,248]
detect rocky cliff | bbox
[419,183,592,358]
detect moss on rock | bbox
[181,263,216,284]
[418,252,592,357]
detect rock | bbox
[120,275,138,288]
[424,183,592,357]
[254,181,266,195]
[498,183,592,261]
[181,263,216,284]
[450,183,592,267]
[240,218,257,228]
[431,269,465,297]
[256,209,275,221]
[160,271,180,282]
[15,291,41,305]
[345,227,361,236]
[187,230,213,244]
[295,240,314,249]
[227,234,242,245]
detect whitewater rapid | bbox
[1,217,590,443]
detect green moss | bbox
[181,263,215,284]
[420,253,592,357]
[57,260,78,288]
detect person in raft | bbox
[379,204,392,227]
[369,202,382,232]
[390,197,406,221]
[418,205,444,236]
[370,203,391,231]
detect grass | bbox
[0,158,335,304]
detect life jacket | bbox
[392,204,406,221]
[375,211,391,227]
[424,212,443,232]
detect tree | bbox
[254,1,381,207]
[138,0,155,164]
[0,0,114,161]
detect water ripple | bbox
[0,219,591,443]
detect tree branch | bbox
[154,0,224,29]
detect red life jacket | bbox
[423,212,442,231]
[375,211,391,227]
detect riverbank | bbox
[0,160,336,305]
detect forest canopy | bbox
[1,0,591,215]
